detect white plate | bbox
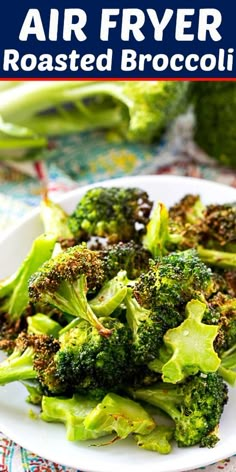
[0,175,236,472]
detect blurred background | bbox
[0,80,235,230]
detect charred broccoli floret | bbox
[68,187,153,244]
[134,250,215,311]
[0,333,61,394]
[55,318,131,392]
[28,244,111,336]
[207,293,236,354]
[131,373,228,447]
[199,204,236,249]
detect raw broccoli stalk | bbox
[41,395,107,441]
[68,187,153,244]
[131,373,228,447]
[89,271,128,317]
[0,234,56,322]
[134,249,215,311]
[28,245,111,336]
[27,313,61,337]
[56,318,131,392]
[40,196,75,246]
[84,392,155,439]
[162,300,220,383]
[134,425,174,454]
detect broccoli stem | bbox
[131,384,182,422]
[0,348,36,385]
[197,246,236,269]
[49,276,112,337]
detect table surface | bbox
[0,121,235,472]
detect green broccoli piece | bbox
[100,241,151,280]
[55,317,131,392]
[21,379,43,405]
[0,234,56,322]
[131,373,228,447]
[145,198,236,269]
[134,425,174,454]
[134,250,215,311]
[162,300,220,384]
[28,244,111,336]
[27,313,62,337]
[89,271,128,317]
[125,288,183,365]
[84,392,155,439]
[190,82,236,168]
[40,196,75,247]
[68,187,153,244]
[41,394,107,441]
[0,333,60,390]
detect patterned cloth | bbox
[0,116,235,471]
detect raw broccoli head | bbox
[55,318,131,392]
[134,250,215,311]
[100,241,151,280]
[199,204,236,248]
[28,244,111,336]
[131,372,228,447]
[68,187,153,244]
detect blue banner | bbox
[0,0,235,78]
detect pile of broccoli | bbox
[0,186,235,455]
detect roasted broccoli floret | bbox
[84,392,155,439]
[131,373,228,447]
[169,194,205,226]
[28,244,111,336]
[207,293,236,354]
[125,288,183,365]
[68,187,153,244]
[0,332,61,393]
[99,241,151,280]
[0,234,56,323]
[199,204,236,249]
[134,250,215,311]
[55,318,131,392]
